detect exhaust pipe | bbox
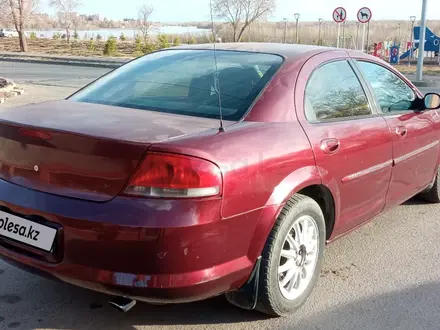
[109,296,137,312]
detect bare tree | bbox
[0,0,39,52]
[213,0,275,42]
[49,0,82,44]
[137,4,154,41]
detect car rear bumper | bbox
[0,178,265,302]
[0,251,253,303]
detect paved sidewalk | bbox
[0,84,76,108]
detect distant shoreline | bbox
[24,26,211,40]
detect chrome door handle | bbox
[396,126,407,138]
[321,138,340,154]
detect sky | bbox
[67,0,440,22]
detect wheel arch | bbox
[247,167,339,264]
[297,184,336,240]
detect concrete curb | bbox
[0,57,122,69]
[411,80,438,88]
[0,52,130,69]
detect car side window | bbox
[305,60,371,122]
[356,61,416,113]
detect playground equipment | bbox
[400,26,440,60]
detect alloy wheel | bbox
[278,215,319,300]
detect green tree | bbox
[73,30,79,40]
[53,32,62,39]
[143,42,156,54]
[29,32,37,40]
[96,34,103,41]
[157,34,170,49]
[103,37,117,56]
[134,36,144,57]
[120,33,127,41]
[173,36,181,47]
[88,39,96,51]
[188,36,196,44]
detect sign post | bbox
[357,7,372,52]
[333,7,347,48]
[342,21,346,48]
[437,39,440,65]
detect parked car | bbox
[0,28,18,38]
[0,43,439,317]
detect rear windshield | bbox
[70,49,283,121]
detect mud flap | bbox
[225,256,261,310]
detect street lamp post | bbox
[318,18,323,46]
[294,13,300,44]
[283,18,288,43]
[416,0,428,81]
[398,22,402,43]
[409,16,416,66]
[356,22,360,50]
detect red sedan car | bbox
[0,43,439,316]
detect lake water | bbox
[27,26,210,40]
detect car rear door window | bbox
[356,61,416,113]
[305,60,371,122]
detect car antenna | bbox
[209,0,225,132]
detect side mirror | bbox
[424,93,440,110]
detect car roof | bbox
[174,42,339,59]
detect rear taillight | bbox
[124,153,222,198]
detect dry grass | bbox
[0,34,212,57]
[394,65,440,76]
[0,38,135,57]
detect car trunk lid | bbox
[0,100,221,202]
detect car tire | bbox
[420,167,440,203]
[255,194,326,316]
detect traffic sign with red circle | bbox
[333,7,347,23]
[357,7,372,23]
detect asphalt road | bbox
[1,61,440,330]
[0,61,110,88]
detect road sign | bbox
[357,7,372,23]
[390,45,399,64]
[333,7,347,23]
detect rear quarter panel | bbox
[149,121,319,218]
